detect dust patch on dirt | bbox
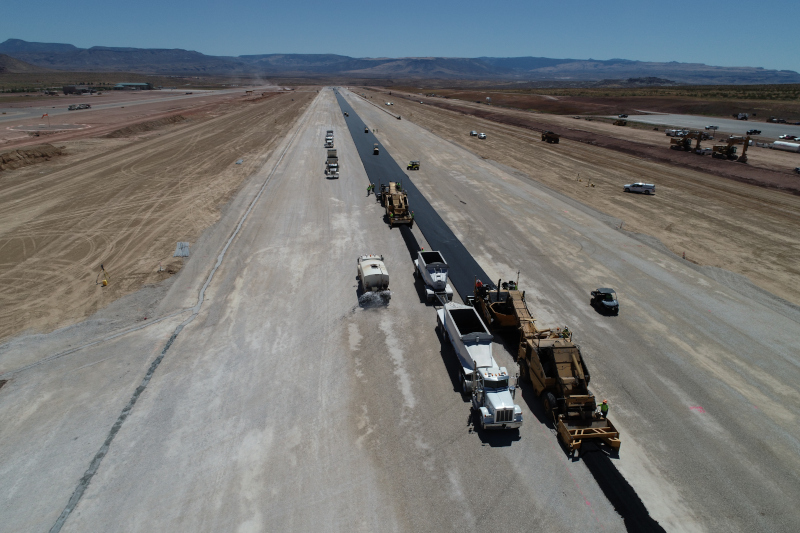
[0,144,64,172]
[106,114,188,138]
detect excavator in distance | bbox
[670,131,704,152]
[712,135,751,163]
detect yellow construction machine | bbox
[407,160,420,170]
[470,278,621,454]
[379,181,414,228]
[712,135,751,163]
[670,131,704,152]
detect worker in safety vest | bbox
[600,400,609,419]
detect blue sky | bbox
[3,0,799,72]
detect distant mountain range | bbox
[0,53,52,73]
[1,39,798,84]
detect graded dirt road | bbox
[0,90,313,343]
[342,87,800,532]
[364,88,800,307]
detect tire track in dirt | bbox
[0,91,315,342]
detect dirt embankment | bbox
[0,144,64,172]
[380,90,800,196]
[107,114,188,138]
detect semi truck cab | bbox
[472,367,523,430]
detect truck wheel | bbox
[644,190,651,195]
[460,374,467,394]
[544,392,557,417]
[624,188,630,193]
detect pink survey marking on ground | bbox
[690,406,706,413]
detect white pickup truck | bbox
[437,302,522,430]
[623,182,656,195]
[414,250,453,303]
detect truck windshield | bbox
[604,294,616,301]
[483,378,508,390]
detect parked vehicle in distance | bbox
[364,126,369,133]
[746,129,762,135]
[618,114,628,118]
[623,182,656,195]
[665,129,689,137]
[779,134,797,140]
[591,288,619,315]
[478,133,487,139]
[470,130,478,136]
[705,125,719,130]
[795,167,800,174]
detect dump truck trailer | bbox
[414,250,454,302]
[437,302,523,430]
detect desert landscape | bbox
[1,31,800,533]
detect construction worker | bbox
[600,400,609,419]
[562,326,571,339]
[367,184,371,196]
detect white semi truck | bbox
[325,149,339,178]
[437,302,522,430]
[414,250,453,302]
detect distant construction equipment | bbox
[712,135,751,163]
[613,119,627,126]
[669,131,704,152]
[541,131,560,144]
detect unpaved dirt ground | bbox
[0,90,314,342]
[360,87,800,307]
